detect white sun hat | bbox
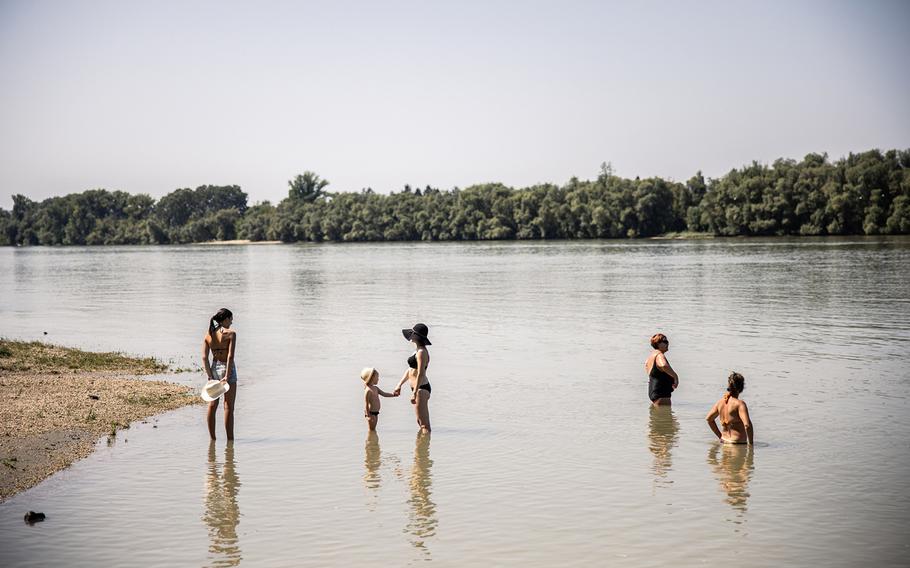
[360,367,377,383]
[201,379,230,402]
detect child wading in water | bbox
[361,367,398,431]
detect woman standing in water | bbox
[203,308,238,440]
[706,372,754,445]
[645,333,679,406]
[394,323,432,432]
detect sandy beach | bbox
[0,341,200,502]
[198,239,283,245]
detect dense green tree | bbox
[0,209,12,246]
[237,202,276,241]
[3,149,908,246]
[152,185,247,243]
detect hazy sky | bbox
[1,0,908,207]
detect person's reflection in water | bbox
[203,441,242,567]
[648,405,680,490]
[405,431,437,560]
[364,431,382,510]
[707,442,755,523]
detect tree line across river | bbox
[1,148,908,246]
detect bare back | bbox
[206,329,234,363]
[716,396,749,443]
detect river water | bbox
[1,238,908,567]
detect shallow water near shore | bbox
[1,237,909,567]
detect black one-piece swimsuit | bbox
[648,357,674,401]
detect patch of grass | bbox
[85,408,97,422]
[108,421,130,437]
[0,339,168,374]
[2,457,17,469]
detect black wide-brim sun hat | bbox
[402,323,432,345]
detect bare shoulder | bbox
[222,329,236,338]
[706,398,721,418]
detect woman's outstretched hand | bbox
[393,388,401,397]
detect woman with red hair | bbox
[644,333,678,406]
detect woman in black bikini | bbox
[203,308,238,440]
[645,333,678,406]
[394,323,432,432]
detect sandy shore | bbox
[0,342,201,502]
[198,239,282,245]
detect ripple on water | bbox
[1,238,910,567]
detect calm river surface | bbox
[1,238,909,567]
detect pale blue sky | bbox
[1,0,907,207]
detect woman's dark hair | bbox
[727,371,745,397]
[208,308,233,336]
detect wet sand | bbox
[0,351,200,501]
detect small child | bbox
[361,367,398,431]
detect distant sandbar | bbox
[198,239,283,245]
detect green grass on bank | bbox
[0,339,168,374]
